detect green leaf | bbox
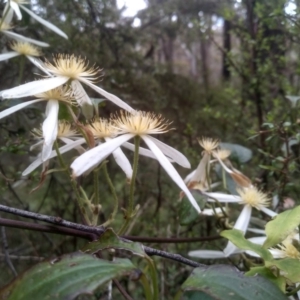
[181,265,287,300]
[81,228,146,257]
[263,206,300,249]
[220,143,252,163]
[265,258,300,283]
[183,291,215,300]
[0,252,135,300]
[246,267,286,292]
[221,229,273,261]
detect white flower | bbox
[0,19,49,47]
[2,0,68,39]
[0,41,42,68]
[0,86,75,160]
[23,121,86,176]
[0,54,134,113]
[189,187,277,258]
[185,137,219,190]
[71,111,201,212]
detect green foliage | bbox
[179,265,287,300]
[0,253,135,300]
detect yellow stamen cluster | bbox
[10,41,41,56]
[57,121,77,138]
[279,242,300,259]
[237,187,270,209]
[35,86,76,105]
[112,111,172,135]
[87,119,117,139]
[198,137,219,154]
[0,20,11,31]
[213,148,231,161]
[44,54,100,80]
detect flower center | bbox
[35,86,75,105]
[10,41,41,56]
[88,119,117,138]
[57,121,77,138]
[44,54,100,80]
[198,137,219,154]
[112,111,172,135]
[237,187,270,209]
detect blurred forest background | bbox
[1,0,300,298]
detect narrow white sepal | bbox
[20,5,68,39]
[184,170,196,183]
[148,136,191,168]
[3,30,49,47]
[26,57,52,76]
[0,52,19,61]
[260,206,277,218]
[0,99,44,119]
[188,250,227,259]
[22,138,86,176]
[2,3,13,23]
[42,100,59,161]
[142,135,201,213]
[112,148,133,179]
[9,1,22,20]
[71,80,93,119]
[204,192,240,203]
[223,242,239,257]
[122,142,175,162]
[1,77,68,99]
[233,205,252,232]
[80,78,135,113]
[71,134,134,177]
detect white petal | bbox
[122,141,175,162]
[20,5,68,39]
[184,169,196,183]
[202,207,224,216]
[112,147,133,179]
[223,241,239,257]
[71,134,134,177]
[22,138,87,176]
[260,206,277,218]
[142,135,201,213]
[26,57,52,76]
[204,192,240,203]
[0,99,44,119]
[10,1,22,20]
[0,52,19,61]
[42,100,59,161]
[188,250,226,258]
[2,3,13,23]
[1,77,68,99]
[71,80,93,119]
[233,205,252,232]
[3,30,49,47]
[79,78,135,113]
[147,136,191,168]
[247,236,267,245]
[190,154,209,182]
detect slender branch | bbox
[113,279,134,300]
[1,226,18,276]
[0,218,97,240]
[0,205,206,268]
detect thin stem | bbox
[18,55,25,84]
[129,136,140,214]
[102,163,119,227]
[118,136,140,235]
[93,168,100,206]
[54,141,91,225]
[145,256,159,300]
[1,226,17,277]
[139,273,153,300]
